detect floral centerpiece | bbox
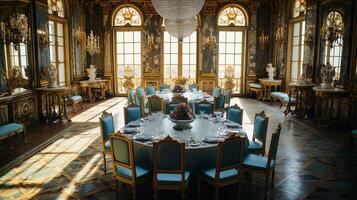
[169,103,195,130]
[172,84,185,93]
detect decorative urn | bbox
[320,63,335,89]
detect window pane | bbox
[183,54,189,64]
[182,43,189,53]
[134,31,141,42]
[124,32,133,42]
[117,32,124,42]
[134,43,141,53]
[117,54,124,64]
[134,54,141,65]
[219,43,226,54]
[226,43,234,53]
[57,23,63,36]
[226,32,235,42]
[125,43,133,53]
[164,54,170,64]
[58,46,64,62]
[58,63,65,83]
[291,62,298,80]
[292,46,299,61]
[171,54,178,64]
[171,43,178,53]
[293,23,300,36]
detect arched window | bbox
[323,11,344,81]
[162,18,198,85]
[288,0,306,82]
[217,5,248,94]
[48,0,68,86]
[113,5,143,94]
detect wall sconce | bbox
[37,26,50,51]
[258,31,269,49]
[49,0,59,14]
[206,30,216,49]
[275,26,283,45]
[0,12,31,50]
[147,33,154,50]
[304,26,314,49]
[75,26,86,64]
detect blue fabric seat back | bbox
[126,107,141,124]
[227,108,242,125]
[157,143,181,171]
[214,95,225,109]
[128,90,135,104]
[146,85,156,95]
[189,84,198,92]
[254,116,267,142]
[112,137,131,165]
[159,84,170,92]
[100,115,114,142]
[135,95,143,106]
[197,104,213,114]
[223,90,232,104]
[136,87,145,97]
[220,139,244,169]
[149,96,163,112]
[70,95,82,101]
[213,87,221,97]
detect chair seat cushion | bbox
[249,83,262,89]
[270,92,288,100]
[282,97,296,103]
[243,154,275,170]
[156,171,191,185]
[116,166,150,179]
[104,141,110,151]
[202,168,239,182]
[0,123,24,137]
[70,95,82,101]
[247,140,263,151]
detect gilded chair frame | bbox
[244,125,281,200]
[252,111,269,155]
[127,89,136,104]
[99,111,114,173]
[213,94,226,113]
[148,95,164,114]
[172,95,188,104]
[109,132,149,199]
[67,84,83,113]
[134,93,146,115]
[198,133,246,200]
[227,104,244,125]
[153,135,187,200]
[124,103,143,125]
[197,99,214,115]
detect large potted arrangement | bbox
[169,103,195,130]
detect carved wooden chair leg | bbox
[102,153,107,173]
[215,187,219,200]
[264,174,269,200]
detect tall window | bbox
[289,20,305,81]
[163,21,197,85]
[217,5,248,94]
[48,0,67,86]
[113,5,143,94]
[323,11,344,81]
[6,43,29,79]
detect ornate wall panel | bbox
[143,15,161,75]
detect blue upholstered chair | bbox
[212,87,222,97]
[146,85,156,96]
[135,94,149,115]
[223,89,232,106]
[124,104,142,125]
[227,104,243,125]
[67,84,83,113]
[214,94,226,112]
[166,103,179,114]
[136,87,145,97]
[198,133,246,200]
[110,133,151,200]
[127,89,136,104]
[189,83,198,92]
[243,125,281,200]
[0,123,26,145]
[247,111,269,156]
[196,99,213,115]
[99,111,115,173]
[159,84,170,92]
[153,135,191,200]
[148,95,164,114]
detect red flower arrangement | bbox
[172,85,185,93]
[170,103,195,120]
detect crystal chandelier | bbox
[0,12,30,50]
[86,30,100,57]
[152,0,204,20]
[165,17,197,39]
[320,12,344,49]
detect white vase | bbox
[87,65,97,81]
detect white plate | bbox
[202,136,220,143]
[123,127,139,133]
[225,121,241,128]
[127,121,140,127]
[133,134,152,141]
[190,142,200,147]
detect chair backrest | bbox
[227,104,243,125]
[127,89,136,104]
[153,135,185,185]
[223,89,232,105]
[189,84,198,92]
[99,111,114,144]
[166,103,179,114]
[124,104,142,124]
[159,84,170,92]
[267,124,282,169]
[172,95,188,104]
[148,95,164,113]
[214,94,225,110]
[134,94,145,114]
[196,99,213,115]
[110,133,136,182]
[213,87,221,97]
[253,111,269,144]
[136,87,145,97]
[146,85,156,96]
[216,133,246,179]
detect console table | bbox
[313,86,349,127]
[285,82,317,118]
[259,78,282,101]
[36,87,71,123]
[79,80,110,103]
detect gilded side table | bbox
[79,80,110,103]
[36,87,71,123]
[285,82,317,118]
[313,86,349,127]
[259,78,282,101]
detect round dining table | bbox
[121,115,248,171]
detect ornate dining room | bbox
[0,0,357,199]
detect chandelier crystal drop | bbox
[165,17,196,39]
[151,0,204,19]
